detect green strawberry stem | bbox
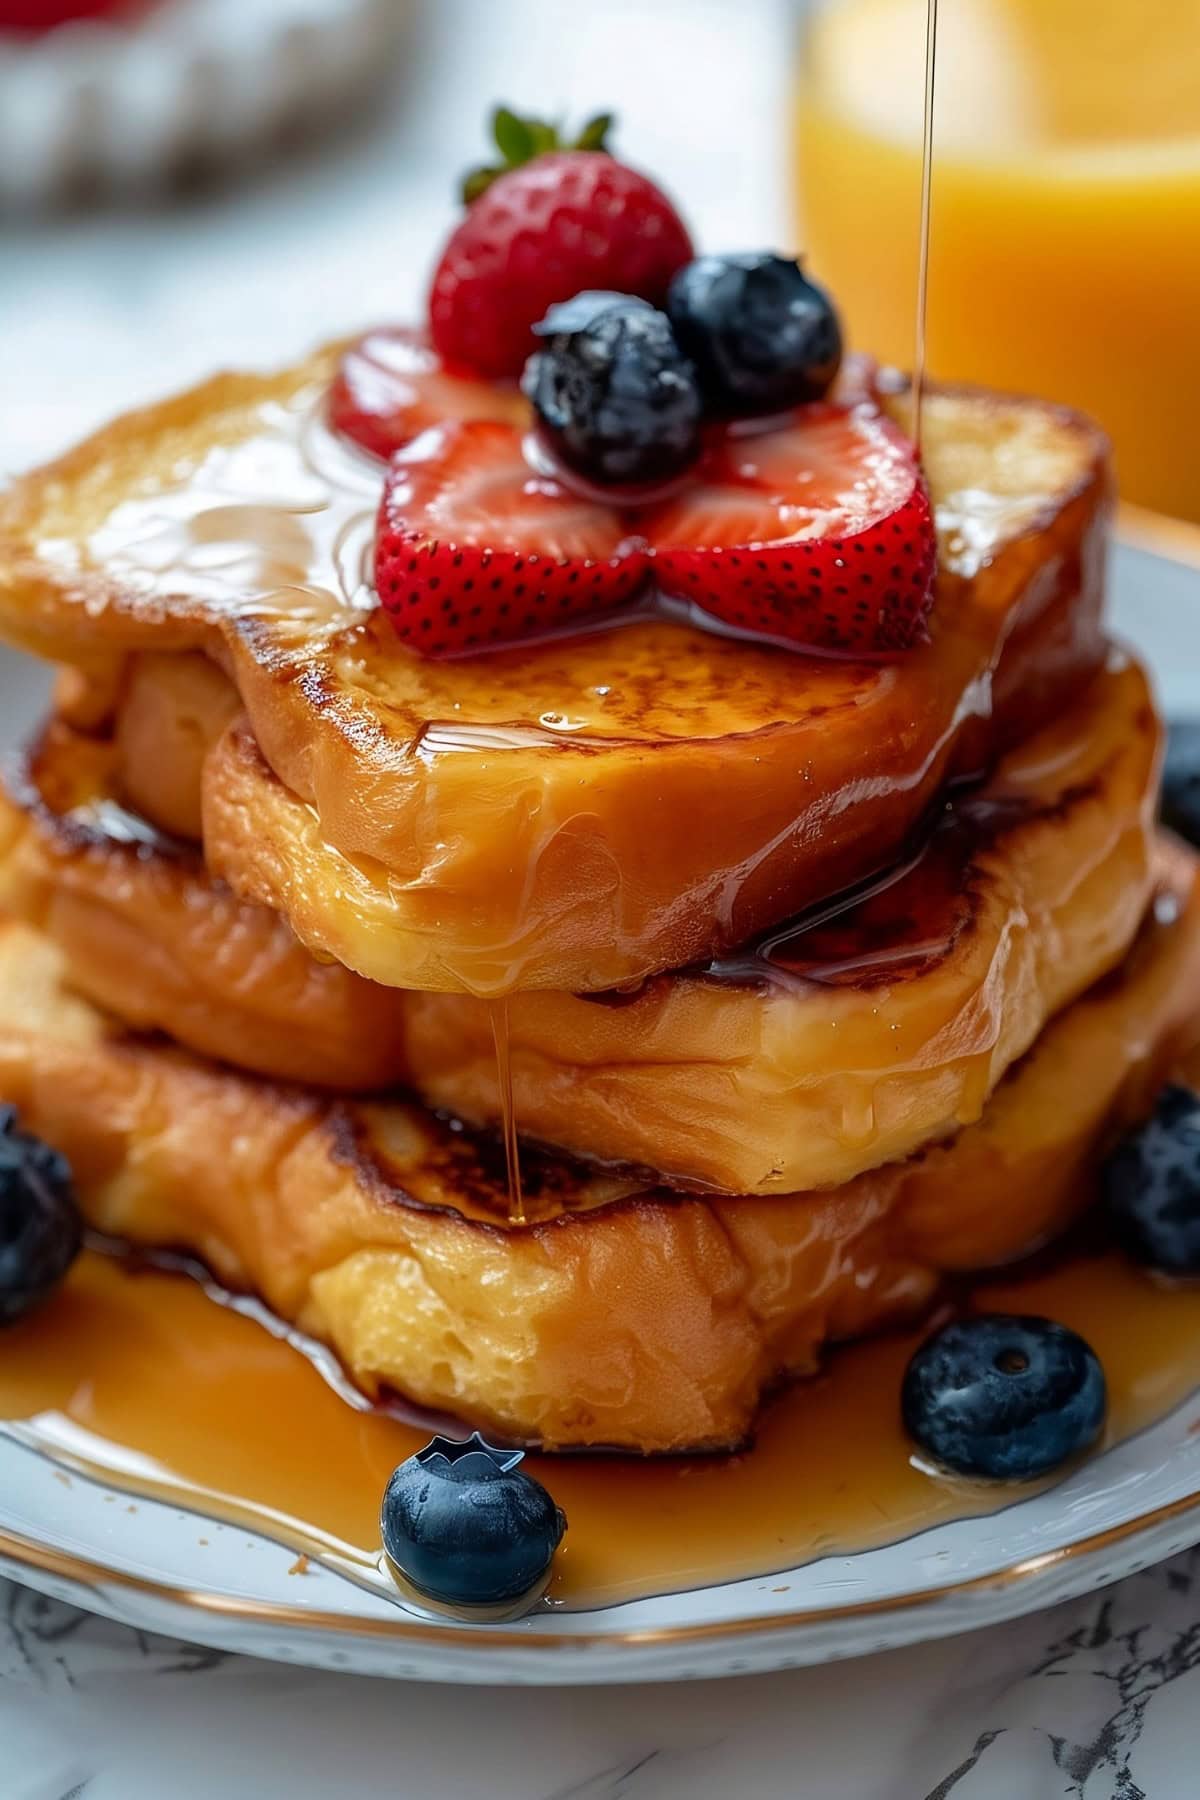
[460,106,615,204]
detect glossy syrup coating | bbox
[0,345,1109,993]
[0,848,1196,1453]
[219,658,1159,1194]
[8,1227,1200,1611]
[328,326,526,463]
[0,659,1160,1195]
[0,714,413,1093]
[374,419,651,656]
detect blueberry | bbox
[0,1107,81,1324]
[666,253,843,415]
[380,1432,566,1610]
[522,291,702,486]
[1101,1085,1200,1275]
[1162,722,1200,846]
[901,1314,1107,1480]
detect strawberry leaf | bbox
[459,106,616,206]
[574,112,613,152]
[492,105,536,166]
[461,164,500,204]
[526,116,561,155]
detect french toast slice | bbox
[208,650,1160,1189]
[398,653,1163,1191]
[1,654,1160,1192]
[0,724,410,1093]
[0,846,1196,1452]
[0,657,1159,1192]
[0,348,1107,993]
[112,652,241,843]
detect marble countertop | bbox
[2,0,1198,1793]
[6,1551,1200,1799]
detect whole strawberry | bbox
[429,107,693,380]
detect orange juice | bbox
[796,0,1200,519]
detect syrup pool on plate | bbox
[4,1204,1200,1611]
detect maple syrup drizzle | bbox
[699,785,1029,991]
[488,997,525,1224]
[913,0,938,447]
[4,1232,1200,1613]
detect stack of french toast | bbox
[0,123,1197,1459]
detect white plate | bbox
[0,513,1198,1685]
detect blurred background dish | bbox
[0,0,411,211]
[796,0,1200,521]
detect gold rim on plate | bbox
[3,1481,1200,1656]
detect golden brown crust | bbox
[0,350,345,660]
[115,653,241,841]
[0,348,1109,992]
[205,651,1161,1189]
[0,722,411,1093]
[2,656,1160,1192]
[403,654,1162,1191]
[0,848,1195,1452]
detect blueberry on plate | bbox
[522,290,702,486]
[1161,722,1200,846]
[381,1432,566,1611]
[666,252,843,414]
[901,1314,1107,1480]
[0,1107,82,1325]
[1101,1084,1200,1275]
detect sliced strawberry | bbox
[375,421,648,655]
[645,404,937,654]
[330,327,528,462]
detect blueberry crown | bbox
[415,1431,525,1480]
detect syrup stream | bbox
[913,0,938,448]
[488,998,525,1225]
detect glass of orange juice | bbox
[795,0,1200,521]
